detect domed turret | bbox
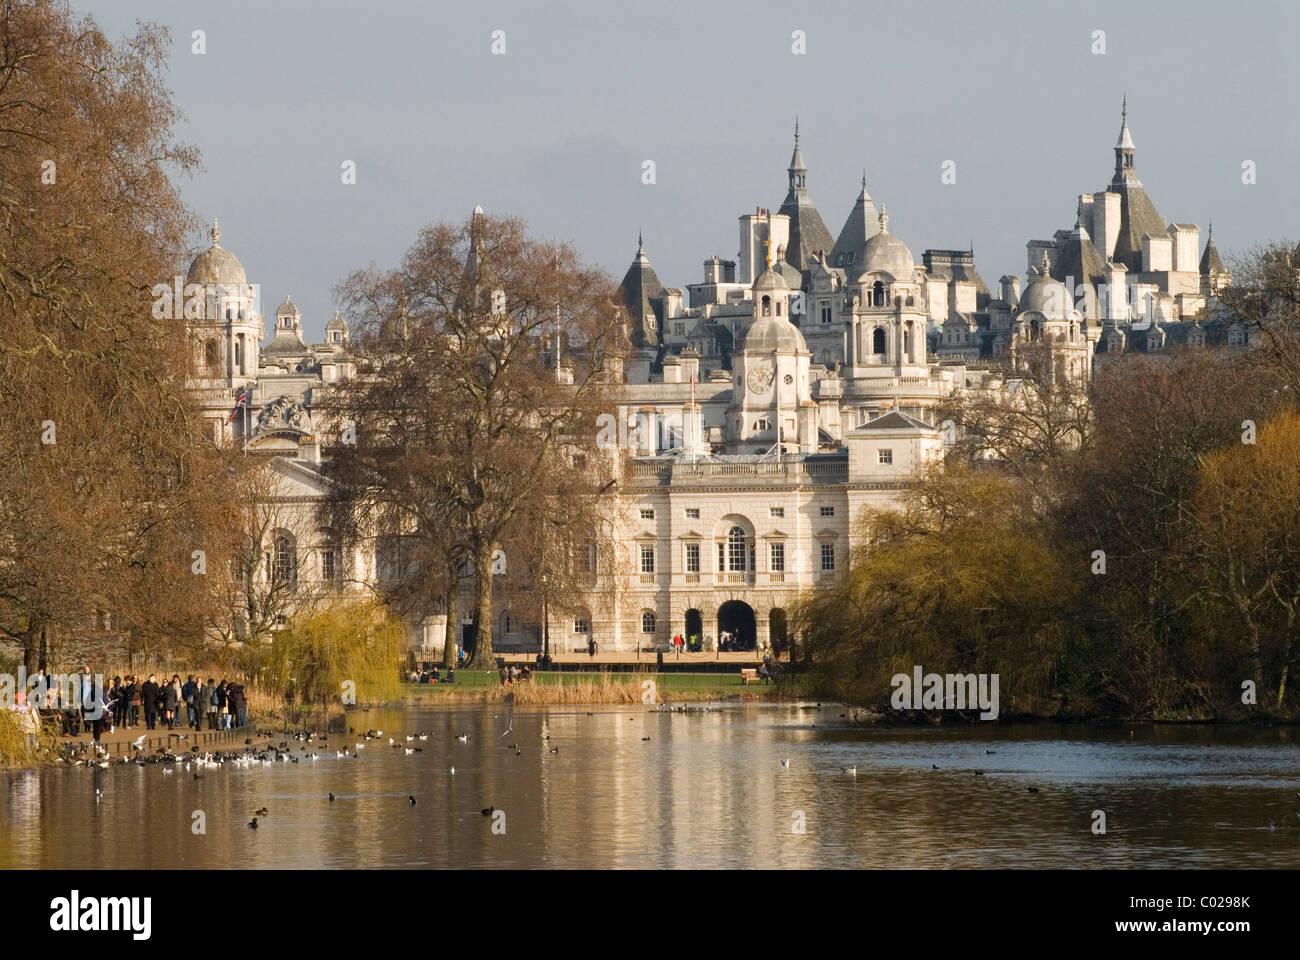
[1018,254,1071,320]
[858,207,914,280]
[186,220,247,286]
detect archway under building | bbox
[684,608,703,647]
[717,600,756,651]
[769,608,789,656]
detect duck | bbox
[779,759,789,767]
[247,818,258,829]
[254,807,268,816]
[328,793,335,802]
[408,796,416,806]
[447,766,455,775]
[549,747,558,754]
[841,766,857,776]
[481,806,495,816]
[1027,787,1039,793]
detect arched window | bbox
[873,281,885,307]
[761,295,771,317]
[727,526,747,572]
[641,611,656,633]
[873,328,886,354]
[775,301,782,316]
[272,532,295,586]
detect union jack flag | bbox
[227,386,250,423]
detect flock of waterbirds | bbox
[59,706,1128,825]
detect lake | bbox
[2,703,1298,869]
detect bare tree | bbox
[321,212,626,667]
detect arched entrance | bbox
[685,609,702,648]
[769,608,789,655]
[717,600,756,651]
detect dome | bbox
[740,315,807,354]
[186,220,246,286]
[325,311,347,331]
[858,231,913,280]
[752,263,788,292]
[276,296,301,317]
[1018,270,1070,320]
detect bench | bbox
[740,668,758,685]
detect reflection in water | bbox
[2,704,1298,869]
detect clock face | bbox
[745,365,774,393]
[783,374,794,385]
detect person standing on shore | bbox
[141,675,160,729]
[126,676,139,727]
[229,681,247,728]
[204,678,219,730]
[162,676,179,730]
[215,679,229,729]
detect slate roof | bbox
[830,179,881,274]
[618,239,665,348]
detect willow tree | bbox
[321,211,624,668]
[0,1,232,669]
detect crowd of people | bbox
[103,674,248,732]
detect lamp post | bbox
[541,574,550,667]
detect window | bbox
[641,612,656,633]
[320,548,338,583]
[577,540,596,574]
[873,328,886,354]
[685,507,700,519]
[770,542,785,572]
[878,448,893,465]
[640,508,655,520]
[820,301,832,324]
[754,418,770,431]
[821,543,836,572]
[674,322,685,335]
[685,543,700,573]
[573,618,589,634]
[819,506,835,517]
[640,545,655,574]
[504,614,513,634]
[272,534,295,585]
[770,507,784,518]
[717,542,725,571]
[727,526,747,572]
[204,340,219,370]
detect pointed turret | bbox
[1199,221,1227,276]
[617,234,665,348]
[1103,99,1168,272]
[829,170,881,275]
[777,120,835,279]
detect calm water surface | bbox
[3,703,1298,868]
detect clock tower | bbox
[728,244,815,453]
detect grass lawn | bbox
[403,670,802,698]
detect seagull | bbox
[336,750,346,759]
[841,766,857,776]
[408,796,416,805]
[448,766,455,775]
[456,734,470,743]
[404,748,415,755]
[95,788,102,803]
[131,735,146,749]
[549,748,558,754]
[162,768,173,775]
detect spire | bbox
[210,219,221,247]
[1114,96,1136,182]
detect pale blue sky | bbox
[83,0,1298,340]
